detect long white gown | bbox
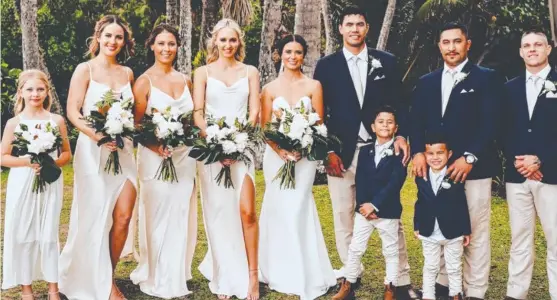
[197,67,254,299]
[129,75,198,299]
[2,115,63,289]
[259,96,336,299]
[58,63,138,300]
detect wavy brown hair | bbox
[14,69,53,114]
[86,15,135,60]
[145,23,181,63]
[206,18,246,64]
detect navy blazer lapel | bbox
[431,70,443,118]
[513,75,530,123]
[375,144,395,170]
[335,51,362,109]
[532,69,557,121]
[445,61,475,117]
[363,48,383,100]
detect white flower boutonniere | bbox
[368,56,383,76]
[381,148,394,158]
[542,80,557,96]
[441,181,452,190]
[453,72,469,86]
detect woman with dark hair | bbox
[58,14,137,300]
[258,34,336,299]
[129,23,197,299]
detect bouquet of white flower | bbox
[264,105,341,189]
[83,90,135,175]
[139,107,200,182]
[189,116,264,188]
[11,121,63,193]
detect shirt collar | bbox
[375,138,394,150]
[429,166,448,183]
[343,46,368,62]
[526,64,551,81]
[443,58,469,74]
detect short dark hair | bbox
[424,132,450,150]
[521,28,549,43]
[373,105,397,123]
[339,6,368,25]
[439,22,469,40]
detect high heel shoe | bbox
[48,290,60,300]
[21,294,34,299]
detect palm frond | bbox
[416,0,466,22]
[221,0,253,26]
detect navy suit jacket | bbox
[355,143,407,219]
[501,69,557,184]
[409,61,502,179]
[314,48,407,168]
[414,174,471,240]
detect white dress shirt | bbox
[343,47,370,141]
[441,58,469,116]
[525,64,551,119]
[374,138,395,166]
[428,166,448,241]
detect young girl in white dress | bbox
[1,69,72,300]
[129,24,198,299]
[58,15,137,300]
[259,35,336,299]
[192,19,261,300]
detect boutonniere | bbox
[368,55,383,76]
[381,148,394,158]
[541,80,557,96]
[453,72,469,86]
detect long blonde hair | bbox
[206,18,246,64]
[14,69,53,114]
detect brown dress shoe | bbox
[384,283,395,300]
[452,293,463,300]
[332,279,354,300]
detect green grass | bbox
[0,166,551,299]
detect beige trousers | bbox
[327,147,411,285]
[506,180,557,300]
[437,178,492,298]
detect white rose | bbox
[371,58,382,69]
[169,107,183,120]
[441,182,451,189]
[105,119,124,135]
[152,112,165,124]
[544,80,557,92]
[205,125,220,140]
[39,131,57,149]
[156,122,171,139]
[22,130,34,142]
[454,72,468,83]
[234,132,249,145]
[217,128,230,140]
[288,114,308,140]
[314,124,328,137]
[27,142,42,154]
[382,148,394,157]
[301,134,314,148]
[222,140,238,154]
[307,113,321,125]
[108,102,123,115]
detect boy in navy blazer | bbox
[414,133,471,300]
[333,106,407,300]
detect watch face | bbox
[466,155,475,164]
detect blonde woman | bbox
[192,19,260,300]
[1,70,71,300]
[58,15,137,300]
[130,23,198,299]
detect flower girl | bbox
[1,69,71,299]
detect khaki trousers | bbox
[327,147,411,285]
[506,180,557,300]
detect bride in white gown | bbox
[192,19,261,300]
[259,35,336,299]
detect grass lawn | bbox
[0,166,551,299]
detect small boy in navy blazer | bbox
[333,105,407,300]
[414,133,471,300]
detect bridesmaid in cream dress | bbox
[192,19,260,300]
[130,24,198,299]
[259,35,336,299]
[59,15,137,300]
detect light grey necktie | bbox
[351,56,364,105]
[527,75,541,118]
[442,69,457,116]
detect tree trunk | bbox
[376,0,397,51]
[258,0,283,85]
[166,0,180,26]
[550,0,557,46]
[294,0,321,76]
[177,0,192,74]
[321,0,339,55]
[199,0,219,51]
[21,0,61,114]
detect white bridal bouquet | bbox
[139,107,200,182]
[264,105,341,189]
[83,90,135,175]
[189,116,264,188]
[12,121,63,193]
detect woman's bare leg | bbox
[239,175,259,300]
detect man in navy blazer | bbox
[313,6,416,299]
[501,30,557,300]
[409,23,502,299]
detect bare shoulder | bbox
[261,79,279,98]
[309,78,322,90]
[124,66,135,81]
[245,64,259,77]
[194,65,208,81]
[135,73,151,86]
[179,71,192,82]
[51,113,66,124]
[4,117,19,129]
[73,62,91,78]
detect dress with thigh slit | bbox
[58,63,138,300]
[197,67,254,299]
